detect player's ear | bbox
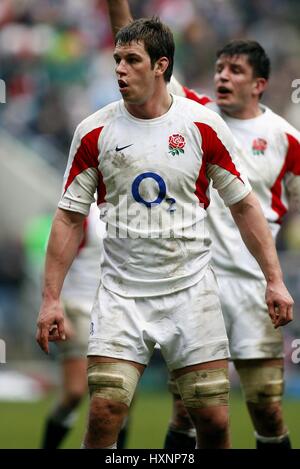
[253,77,268,98]
[154,57,169,77]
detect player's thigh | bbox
[172,358,228,379]
[87,355,145,375]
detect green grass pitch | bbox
[0,390,299,448]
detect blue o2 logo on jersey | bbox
[132,172,167,208]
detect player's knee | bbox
[174,398,190,424]
[89,393,127,416]
[88,397,125,439]
[238,364,284,405]
[196,409,229,437]
[88,362,140,407]
[251,402,283,434]
[173,397,193,428]
[175,367,230,409]
[87,361,140,440]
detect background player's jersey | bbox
[61,203,106,312]
[59,95,251,297]
[206,103,300,279]
[168,76,212,107]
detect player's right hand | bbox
[36,300,66,354]
[265,280,294,329]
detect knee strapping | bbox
[88,362,140,407]
[168,378,180,396]
[175,368,229,408]
[237,365,284,404]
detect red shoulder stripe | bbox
[64,126,104,193]
[194,122,243,209]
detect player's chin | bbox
[216,97,233,110]
[119,86,129,96]
[122,93,139,105]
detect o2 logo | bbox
[131,172,176,212]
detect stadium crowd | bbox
[0,0,299,167]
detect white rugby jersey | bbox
[207,104,300,279]
[59,94,251,297]
[62,203,106,312]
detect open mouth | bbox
[217,86,232,96]
[118,80,128,91]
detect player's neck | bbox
[124,87,173,119]
[225,102,263,120]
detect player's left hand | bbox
[265,280,294,328]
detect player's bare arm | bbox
[107,0,133,38]
[36,208,86,353]
[229,191,294,328]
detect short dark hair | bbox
[216,40,271,80]
[115,17,174,82]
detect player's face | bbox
[113,40,157,105]
[214,54,264,117]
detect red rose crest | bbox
[168,133,185,156]
[252,138,267,155]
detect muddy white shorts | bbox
[218,276,283,360]
[88,266,229,371]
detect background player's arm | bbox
[36,208,85,353]
[107,0,133,38]
[229,191,293,328]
